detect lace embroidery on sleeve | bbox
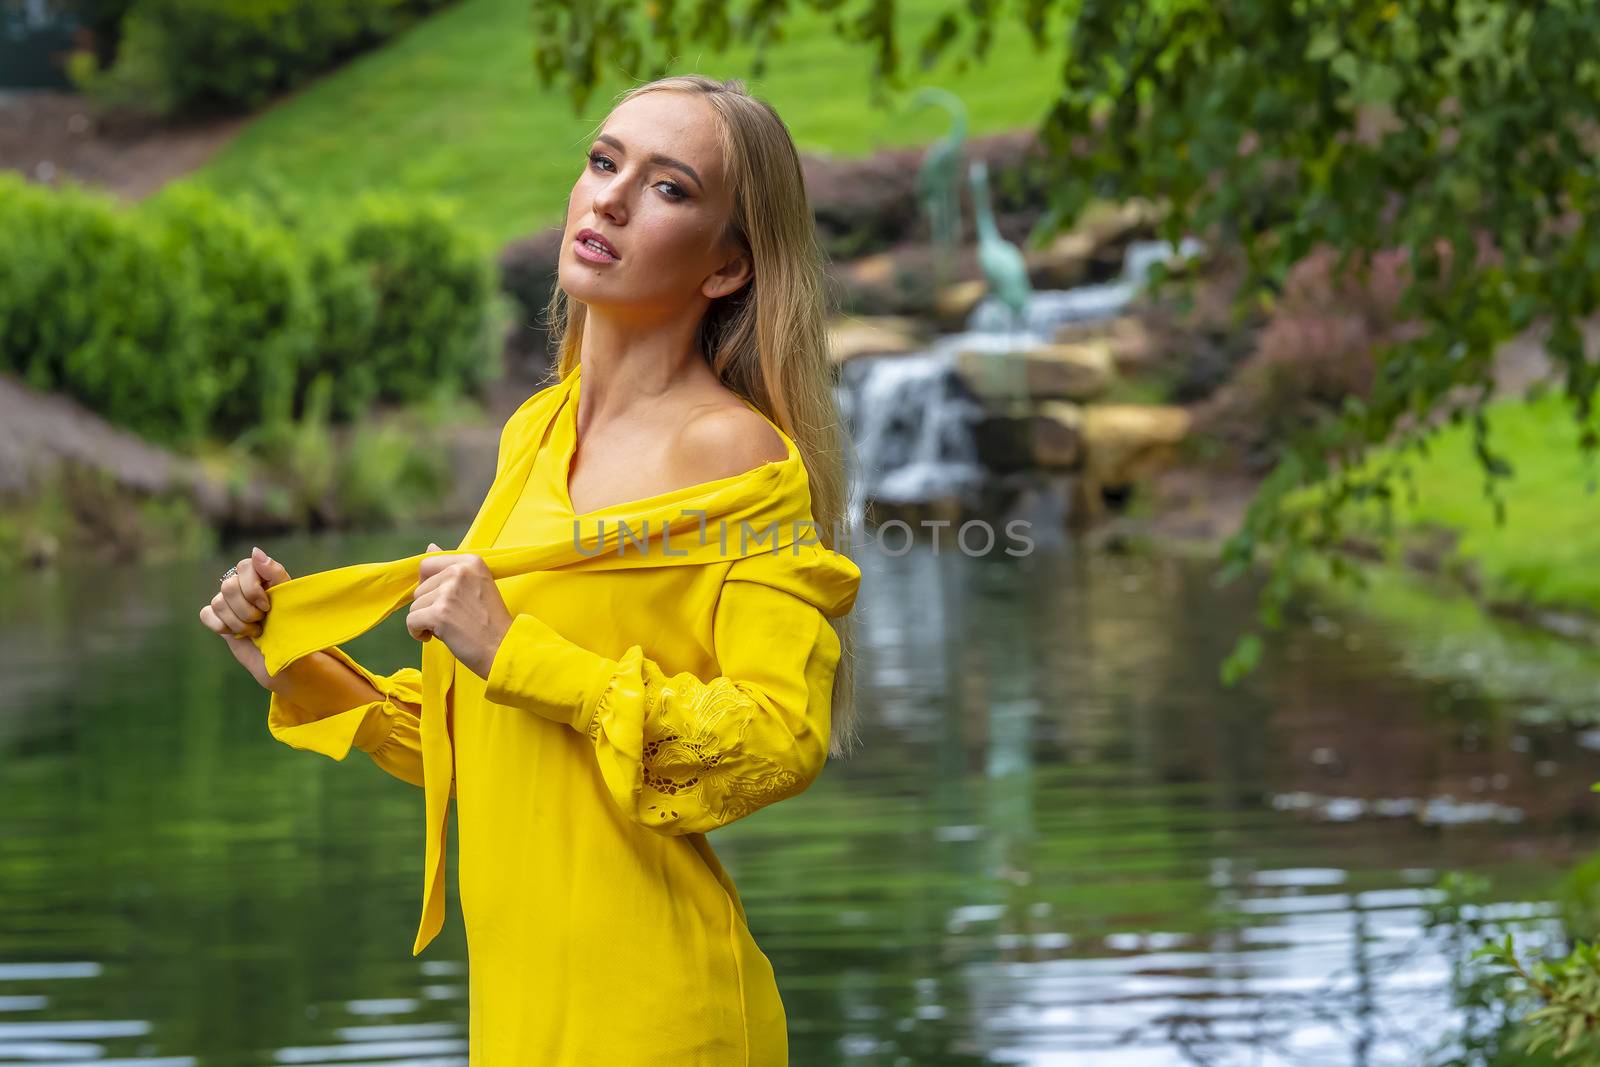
[637,676,804,826]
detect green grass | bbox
[1335,389,1600,616]
[193,0,1070,245]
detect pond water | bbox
[2,527,1597,1066]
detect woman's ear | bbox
[703,248,753,301]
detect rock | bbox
[1026,230,1094,289]
[1070,197,1168,255]
[1076,404,1192,523]
[970,402,1033,472]
[955,342,1115,403]
[846,251,899,290]
[832,248,953,319]
[934,279,987,331]
[970,399,1083,472]
[1051,316,1158,372]
[497,227,564,381]
[1032,401,1084,468]
[828,315,928,364]
[1025,342,1115,400]
[0,373,241,519]
[497,225,564,311]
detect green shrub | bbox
[337,415,452,526]
[344,192,495,406]
[81,0,456,116]
[298,238,381,422]
[0,174,211,444]
[199,169,383,422]
[142,184,319,436]
[0,173,492,451]
[230,370,338,525]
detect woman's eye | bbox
[587,151,685,201]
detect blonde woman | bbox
[200,74,862,1064]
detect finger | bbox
[202,601,260,639]
[415,565,465,598]
[211,593,256,637]
[238,558,271,613]
[406,603,434,642]
[221,575,263,624]
[199,604,228,636]
[407,590,440,635]
[253,546,291,585]
[418,545,468,582]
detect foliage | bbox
[229,371,340,526]
[230,370,456,527]
[0,174,493,454]
[197,171,392,422]
[1419,869,1600,1067]
[67,0,141,68]
[336,415,454,526]
[519,0,1600,684]
[0,173,211,445]
[1195,244,1405,470]
[299,238,383,422]
[342,192,497,405]
[1474,936,1600,1065]
[73,0,458,116]
[1303,390,1600,619]
[1423,871,1532,1066]
[141,184,319,436]
[0,469,74,571]
[1559,852,1600,944]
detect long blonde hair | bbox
[542,74,863,760]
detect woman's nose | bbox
[592,179,627,220]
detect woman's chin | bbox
[556,269,611,304]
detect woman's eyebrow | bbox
[594,133,704,192]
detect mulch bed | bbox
[0,89,245,201]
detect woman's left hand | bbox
[408,542,514,679]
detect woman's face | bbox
[560,91,750,315]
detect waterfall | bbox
[837,237,1203,531]
[840,339,988,532]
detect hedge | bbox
[142,183,319,434]
[0,173,494,447]
[0,173,211,444]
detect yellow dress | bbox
[256,365,861,1065]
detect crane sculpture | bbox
[968,157,1032,402]
[907,86,969,283]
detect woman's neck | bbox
[574,309,722,426]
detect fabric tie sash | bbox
[250,366,830,954]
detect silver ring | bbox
[220,565,238,584]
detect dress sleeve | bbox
[482,559,843,835]
[266,646,433,791]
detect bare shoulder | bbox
[672,401,788,485]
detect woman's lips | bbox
[574,236,620,263]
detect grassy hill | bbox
[1333,390,1600,618]
[193,0,1069,245]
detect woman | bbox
[198,74,862,1064]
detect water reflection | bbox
[0,529,1594,1065]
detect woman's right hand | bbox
[200,546,293,691]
